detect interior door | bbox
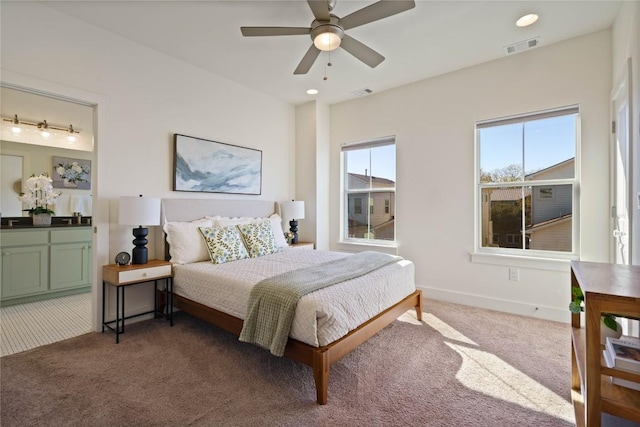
[611,60,631,265]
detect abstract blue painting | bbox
[173,134,262,195]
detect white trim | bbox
[476,104,579,128]
[470,252,570,272]
[419,285,570,323]
[341,135,395,151]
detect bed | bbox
[160,198,422,404]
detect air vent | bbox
[504,37,540,55]
[351,88,373,97]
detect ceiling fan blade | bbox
[339,0,415,30]
[241,27,311,37]
[340,34,385,68]
[294,45,321,74]
[307,0,331,21]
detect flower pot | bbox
[32,213,52,226]
[600,318,623,345]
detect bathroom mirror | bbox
[1,86,94,218]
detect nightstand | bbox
[289,241,314,250]
[102,259,173,343]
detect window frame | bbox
[341,136,396,245]
[474,106,581,260]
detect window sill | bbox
[337,241,398,255]
[470,252,571,272]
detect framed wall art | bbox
[52,156,92,190]
[173,134,262,195]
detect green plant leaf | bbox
[569,301,583,314]
[572,286,584,299]
[602,315,618,331]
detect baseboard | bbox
[417,285,570,324]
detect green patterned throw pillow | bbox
[237,219,279,258]
[198,226,249,264]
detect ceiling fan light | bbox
[313,29,341,51]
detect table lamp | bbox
[280,200,305,244]
[119,195,161,264]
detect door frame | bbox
[610,58,633,264]
[1,70,109,332]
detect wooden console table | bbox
[570,261,640,427]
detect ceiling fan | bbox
[240,0,416,75]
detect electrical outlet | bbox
[509,268,519,281]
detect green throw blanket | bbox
[239,251,401,356]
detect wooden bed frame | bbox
[159,198,423,404]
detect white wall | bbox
[612,1,640,266]
[329,30,613,322]
[294,101,331,250]
[1,2,294,328]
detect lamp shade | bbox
[119,196,161,226]
[281,200,305,220]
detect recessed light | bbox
[307,89,318,95]
[516,13,538,27]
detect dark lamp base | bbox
[131,226,149,264]
[289,220,299,245]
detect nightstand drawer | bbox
[103,262,172,286]
[117,265,172,284]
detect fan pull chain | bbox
[324,51,333,81]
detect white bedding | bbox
[173,248,416,347]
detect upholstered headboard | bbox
[160,198,278,261]
[161,198,277,223]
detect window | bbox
[476,106,578,255]
[354,198,362,214]
[342,136,396,242]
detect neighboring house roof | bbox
[525,213,572,231]
[490,188,531,202]
[525,158,574,180]
[348,173,395,186]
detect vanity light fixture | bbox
[2,115,80,140]
[67,125,77,142]
[9,115,21,134]
[39,120,51,138]
[516,13,538,27]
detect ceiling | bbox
[37,1,622,106]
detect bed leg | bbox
[313,351,329,405]
[415,290,423,321]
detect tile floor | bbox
[0,292,92,357]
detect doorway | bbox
[0,84,97,355]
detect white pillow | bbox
[163,217,213,264]
[212,215,289,248]
[268,213,288,248]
